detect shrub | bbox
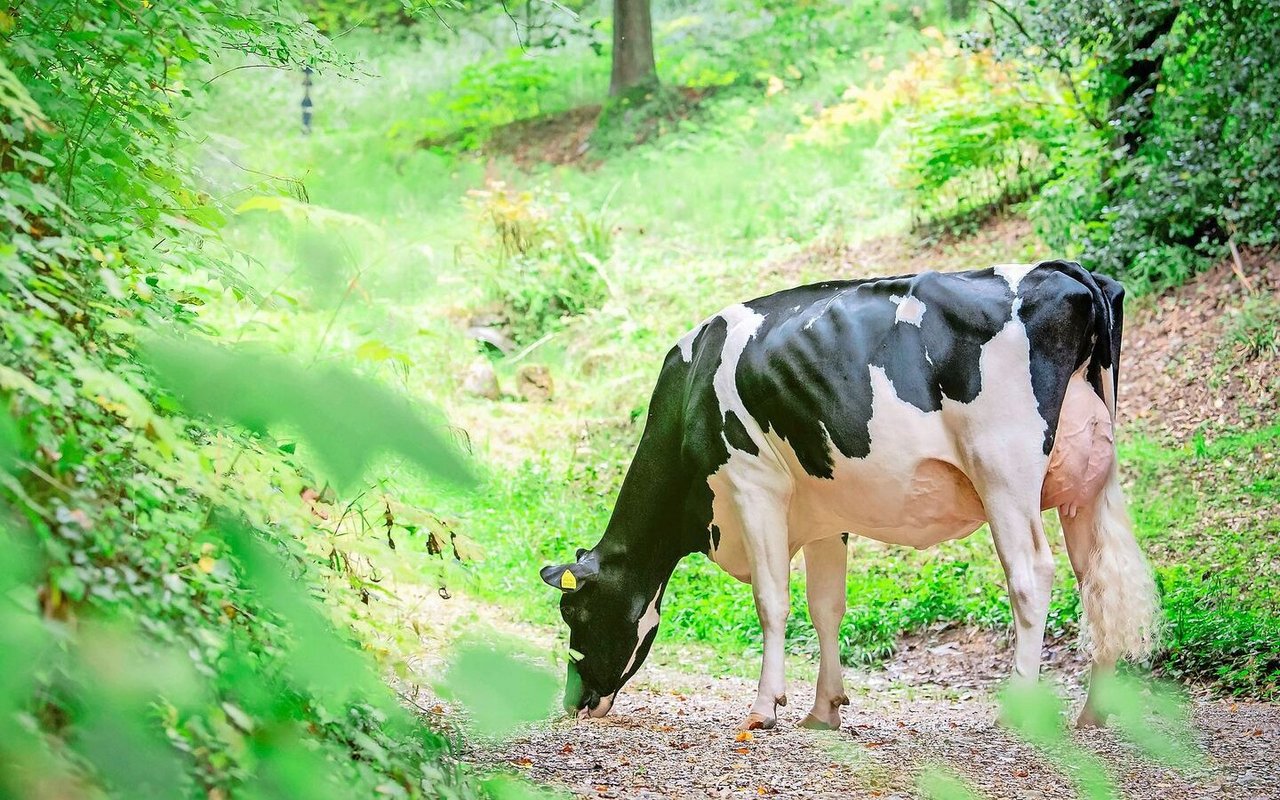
[462,181,613,345]
[792,30,1076,233]
[986,0,1280,288]
[0,4,497,797]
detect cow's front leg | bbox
[800,535,849,730]
[736,485,792,731]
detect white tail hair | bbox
[1078,461,1160,664]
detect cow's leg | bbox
[1059,466,1158,729]
[800,535,849,730]
[736,484,792,731]
[984,491,1055,685]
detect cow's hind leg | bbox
[734,481,792,731]
[1060,464,1159,727]
[800,535,849,730]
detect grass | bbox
[1126,426,1280,695]
[191,2,1280,698]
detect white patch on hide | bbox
[676,320,707,362]
[713,304,767,434]
[890,294,926,327]
[705,306,1060,581]
[994,263,1036,292]
[621,583,664,677]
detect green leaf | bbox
[437,638,558,738]
[143,337,472,490]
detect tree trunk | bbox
[609,0,657,97]
[1109,5,1181,155]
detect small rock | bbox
[461,359,500,400]
[517,364,554,402]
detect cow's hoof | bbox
[1075,706,1107,729]
[739,712,776,731]
[799,713,840,731]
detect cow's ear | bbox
[540,556,599,593]
[575,547,588,561]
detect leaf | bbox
[355,340,395,362]
[918,769,983,800]
[0,365,53,406]
[143,338,472,490]
[436,638,557,738]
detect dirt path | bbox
[473,651,1278,800]
[394,592,1278,799]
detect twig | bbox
[421,0,455,34]
[499,0,529,52]
[983,0,1104,130]
[1226,234,1256,295]
[508,331,556,364]
[199,63,285,88]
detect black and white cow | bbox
[541,260,1159,731]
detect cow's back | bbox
[672,263,1112,571]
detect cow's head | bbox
[540,548,664,719]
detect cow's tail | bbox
[1052,262,1160,665]
[1076,457,1160,664]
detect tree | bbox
[609,0,657,96]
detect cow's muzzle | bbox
[564,662,614,719]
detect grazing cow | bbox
[541,260,1159,731]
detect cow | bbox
[540,260,1159,731]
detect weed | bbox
[461,181,614,345]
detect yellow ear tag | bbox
[560,570,577,590]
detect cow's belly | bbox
[707,451,987,581]
[706,371,1114,583]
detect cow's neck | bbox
[591,457,692,592]
[590,383,697,594]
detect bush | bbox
[792,30,1077,233]
[0,4,499,797]
[986,0,1280,288]
[462,181,613,345]
[422,50,560,149]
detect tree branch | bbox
[983,0,1104,130]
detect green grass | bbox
[1126,426,1280,695]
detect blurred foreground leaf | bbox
[918,769,983,800]
[1095,675,1204,768]
[998,683,1113,800]
[144,338,472,490]
[438,639,558,738]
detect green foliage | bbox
[144,337,471,490]
[923,677,1201,799]
[0,1,535,797]
[462,182,613,345]
[986,0,1280,288]
[438,638,559,737]
[1124,427,1280,696]
[299,0,424,33]
[423,51,563,150]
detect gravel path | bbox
[393,590,1278,799]
[479,674,1278,799]
[465,631,1280,800]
